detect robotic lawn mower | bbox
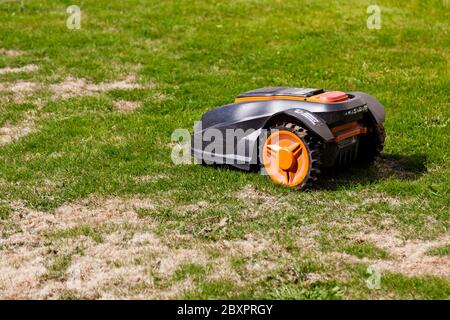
[192,87,385,188]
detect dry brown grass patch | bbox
[49,75,147,100]
[0,48,23,57]
[0,110,36,145]
[113,100,142,113]
[351,231,450,277]
[235,185,287,219]
[0,81,42,95]
[0,197,294,298]
[1,198,283,299]
[132,174,170,183]
[3,191,445,299]
[0,64,38,75]
[0,74,155,144]
[0,198,164,299]
[177,200,211,213]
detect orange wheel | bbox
[262,128,312,187]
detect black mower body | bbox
[192,87,385,170]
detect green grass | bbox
[427,245,450,257]
[269,284,344,300]
[0,0,449,299]
[173,263,209,281]
[380,273,450,300]
[183,280,241,300]
[45,225,104,243]
[343,242,390,259]
[341,264,450,300]
[0,204,11,220]
[45,254,72,280]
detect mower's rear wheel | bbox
[357,123,385,164]
[261,123,321,189]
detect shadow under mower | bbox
[192,87,386,188]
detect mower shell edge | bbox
[350,92,385,125]
[264,108,335,142]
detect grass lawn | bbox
[0,0,449,299]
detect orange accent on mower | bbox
[262,130,310,187]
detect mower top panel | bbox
[235,87,350,103]
[199,89,384,133]
[236,87,324,98]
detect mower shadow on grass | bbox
[198,153,427,191]
[312,153,428,191]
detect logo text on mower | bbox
[345,105,368,116]
[293,109,320,125]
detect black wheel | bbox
[357,123,385,163]
[260,122,321,189]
